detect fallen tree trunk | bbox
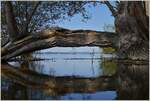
[2,1,148,61]
[1,28,118,61]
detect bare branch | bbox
[23,1,41,34]
[103,1,117,17]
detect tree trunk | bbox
[2,1,149,61]
[1,28,117,61]
[115,1,149,60]
[145,1,149,16]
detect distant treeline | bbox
[34,52,101,54]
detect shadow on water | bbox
[1,47,149,100]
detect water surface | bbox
[1,47,149,100]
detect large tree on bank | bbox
[1,1,149,61]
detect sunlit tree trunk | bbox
[145,1,149,16]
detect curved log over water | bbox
[1,28,117,61]
[2,2,148,62]
[1,63,116,96]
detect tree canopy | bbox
[1,1,98,34]
[1,1,149,61]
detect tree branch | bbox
[23,1,41,34]
[103,1,117,17]
[5,1,20,41]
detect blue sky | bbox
[56,3,115,31]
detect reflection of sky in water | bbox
[9,47,116,77]
[30,47,102,77]
[60,91,117,100]
[28,90,116,100]
[6,47,117,100]
[30,59,101,77]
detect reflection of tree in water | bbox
[101,59,117,76]
[1,62,116,100]
[91,49,95,76]
[99,59,149,100]
[2,51,149,100]
[19,52,45,74]
[48,67,56,77]
[99,46,117,77]
[116,63,149,100]
[1,78,28,100]
[19,53,41,71]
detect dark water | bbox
[1,47,149,100]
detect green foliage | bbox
[103,47,116,54]
[101,60,117,76]
[1,1,98,34]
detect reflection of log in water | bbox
[116,63,149,100]
[1,63,117,97]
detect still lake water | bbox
[8,47,116,77]
[1,47,149,100]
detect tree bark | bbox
[115,1,149,60]
[103,1,117,17]
[145,1,149,16]
[1,28,117,61]
[5,1,20,42]
[2,1,149,61]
